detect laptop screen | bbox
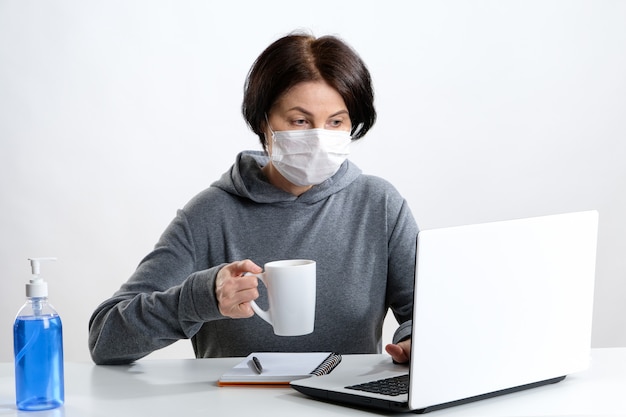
[408,211,598,409]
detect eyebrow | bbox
[287,107,349,118]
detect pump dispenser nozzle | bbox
[26,257,57,298]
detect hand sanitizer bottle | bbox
[13,257,65,411]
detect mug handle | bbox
[247,273,273,326]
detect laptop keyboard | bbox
[345,374,409,397]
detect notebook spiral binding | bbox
[311,353,342,376]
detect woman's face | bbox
[261,80,352,195]
[264,80,352,154]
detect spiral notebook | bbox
[218,352,342,386]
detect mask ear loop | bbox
[351,122,364,138]
[264,114,276,137]
[264,114,276,156]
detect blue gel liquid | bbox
[14,315,64,411]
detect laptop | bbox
[291,210,599,413]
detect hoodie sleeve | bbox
[386,196,419,339]
[88,210,225,365]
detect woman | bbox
[88,32,417,365]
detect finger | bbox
[224,273,259,292]
[225,300,255,318]
[385,343,410,364]
[230,259,263,277]
[216,279,258,318]
[218,285,260,318]
[384,343,401,357]
[216,265,259,295]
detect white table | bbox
[1,348,625,416]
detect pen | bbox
[251,356,263,374]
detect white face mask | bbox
[269,128,352,187]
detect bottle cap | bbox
[26,257,57,298]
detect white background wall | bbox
[1,1,625,363]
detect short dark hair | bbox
[242,33,376,150]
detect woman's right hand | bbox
[215,260,263,319]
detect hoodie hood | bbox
[211,150,362,204]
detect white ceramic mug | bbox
[249,259,316,336]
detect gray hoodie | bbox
[89,151,418,364]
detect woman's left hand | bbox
[385,339,411,364]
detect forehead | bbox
[272,81,347,114]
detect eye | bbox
[291,118,309,128]
[327,119,345,129]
